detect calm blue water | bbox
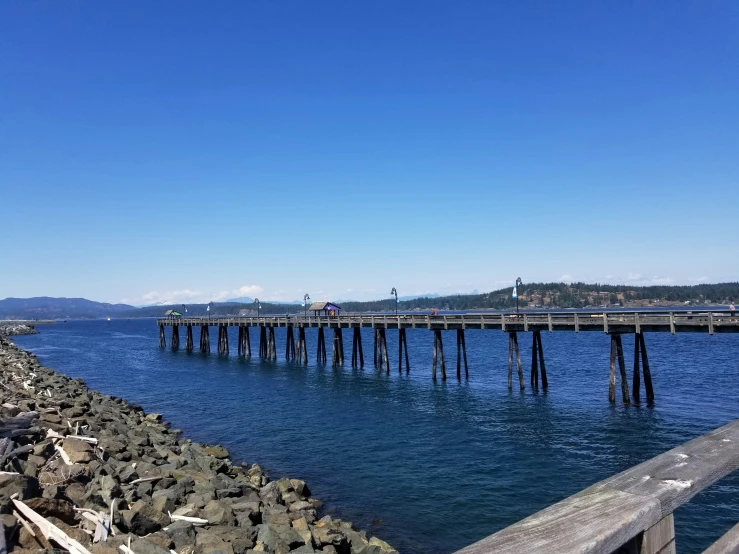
[13,319,739,553]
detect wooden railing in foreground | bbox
[454,420,739,554]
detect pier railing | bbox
[157,310,739,334]
[454,419,739,554]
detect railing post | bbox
[622,513,675,554]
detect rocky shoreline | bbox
[0,333,397,554]
[0,324,39,337]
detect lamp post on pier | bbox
[207,302,213,321]
[514,277,523,314]
[182,305,187,318]
[254,298,261,318]
[391,287,398,317]
[303,294,310,318]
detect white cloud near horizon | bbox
[130,284,265,306]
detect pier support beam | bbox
[199,325,210,353]
[185,325,193,352]
[286,326,296,361]
[317,327,327,364]
[332,328,344,367]
[159,325,166,348]
[217,325,229,355]
[399,328,410,373]
[508,332,524,390]
[609,334,631,404]
[376,329,389,373]
[433,330,446,380]
[267,327,276,360]
[259,327,267,358]
[456,329,468,379]
[297,327,308,364]
[530,331,548,389]
[632,332,655,404]
[351,328,364,368]
[171,325,180,351]
[238,327,251,357]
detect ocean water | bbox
[12,319,739,553]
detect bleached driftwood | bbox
[12,498,93,554]
[54,444,73,465]
[13,509,36,537]
[168,512,208,525]
[75,508,112,543]
[129,476,160,485]
[48,429,99,444]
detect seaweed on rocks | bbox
[0,335,398,554]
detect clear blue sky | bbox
[1,1,737,305]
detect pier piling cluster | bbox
[158,310,739,404]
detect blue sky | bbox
[1,1,737,305]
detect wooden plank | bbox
[453,488,661,554]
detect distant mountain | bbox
[226,297,254,304]
[0,297,136,320]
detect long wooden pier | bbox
[454,418,739,554]
[157,310,738,403]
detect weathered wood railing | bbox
[454,419,739,554]
[158,310,739,334]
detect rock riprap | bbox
[0,325,38,337]
[0,335,397,554]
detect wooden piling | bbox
[639,333,654,402]
[377,328,389,374]
[531,331,539,388]
[286,326,296,360]
[332,328,344,367]
[352,327,364,368]
[159,325,166,348]
[373,328,378,367]
[609,334,630,403]
[456,329,468,379]
[199,325,210,353]
[399,328,410,372]
[536,330,547,388]
[615,334,630,403]
[633,333,655,403]
[508,332,524,390]
[171,325,180,351]
[432,330,446,380]
[185,325,194,352]
[217,324,229,355]
[268,327,276,360]
[297,326,308,364]
[259,327,267,358]
[317,327,327,363]
[432,331,438,380]
[633,334,641,403]
[237,326,250,357]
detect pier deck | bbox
[157,310,739,334]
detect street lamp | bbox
[207,302,213,321]
[254,298,261,318]
[514,277,523,314]
[182,304,187,315]
[303,294,310,318]
[390,287,398,317]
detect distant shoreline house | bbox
[164,309,182,319]
[308,301,342,317]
